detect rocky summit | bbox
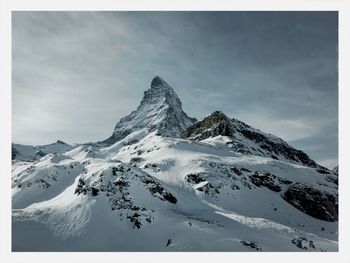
[12,76,338,252]
[182,111,322,169]
[101,76,196,146]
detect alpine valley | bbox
[12,76,338,251]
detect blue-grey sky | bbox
[12,11,338,168]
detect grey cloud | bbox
[12,11,338,168]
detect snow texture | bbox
[12,77,338,252]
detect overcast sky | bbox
[12,11,338,168]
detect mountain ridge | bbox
[181,110,323,169]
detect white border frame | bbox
[1,1,349,262]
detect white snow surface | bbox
[12,140,74,162]
[11,76,338,252]
[12,131,338,251]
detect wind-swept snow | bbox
[12,76,338,251]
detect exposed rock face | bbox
[182,111,322,169]
[181,111,234,140]
[249,171,292,192]
[240,241,262,251]
[101,76,196,146]
[282,183,338,222]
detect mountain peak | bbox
[208,111,230,121]
[101,76,196,145]
[181,110,234,140]
[141,76,181,110]
[151,76,168,89]
[182,111,321,168]
[55,140,67,145]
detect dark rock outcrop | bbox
[282,183,338,222]
[181,111,233,140]
[240,241,262,251]
[249,172,292,192]
[181,111,322,169]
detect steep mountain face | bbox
[181,111,322,169]
[12,76,338,252]
[101,76,196,146]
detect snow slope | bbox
[12,76,338,252]
[12,140,74,162]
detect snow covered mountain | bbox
[12,140,74,162]
[100,76,196,146]
[12,77,338,252]
[181,111,323,169]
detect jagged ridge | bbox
[101,76,196,146]
[181,111,322,168]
